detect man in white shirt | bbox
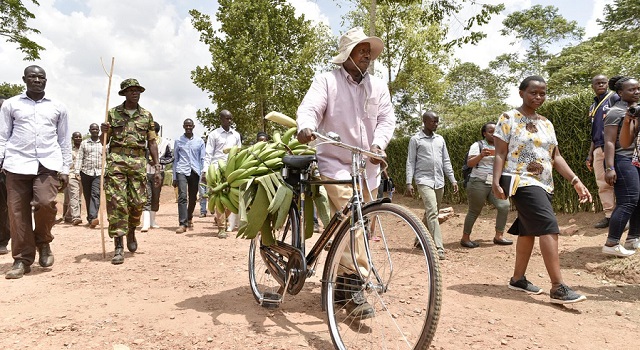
[0,65,71,279]
[202,110,242,238]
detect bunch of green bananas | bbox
[204,122,315,243]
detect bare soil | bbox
[1,187,638,350]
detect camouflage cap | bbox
[118,78,146,96]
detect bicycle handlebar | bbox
[312,131,387,164]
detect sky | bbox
[0,0,614,139]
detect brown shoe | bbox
[176,226,187,234]
[89,218,99,228]
[72,218,82,226]
[5,261,31,279]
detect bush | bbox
[386,91,599,213]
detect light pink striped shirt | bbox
[297,67,395,189]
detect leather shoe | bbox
[176,226,187,234]
[594,217,609,229]
[5,261,31,279]
[493,237,513,245]
[460,240,480,248]
[0,245,8,255]
[112,237,124,265]
[126,232,138,253]
[37,243,54,267]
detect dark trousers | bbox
[0,173,10,247]
[607,154,640,244]
[177,170,199,227]
[80,172,101,222]
[6,165,59,266]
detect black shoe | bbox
[199,213,207,218]
[334,274,375,319]
[493,237,513,245]
[112,237,124,265]
[126,231,138,253]
[594,217,610,229]
[37,243,54,267]
[460,240,479,248]
[5,261,31,279]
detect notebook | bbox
[499,173,519,197]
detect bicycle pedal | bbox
[261,292,282,309]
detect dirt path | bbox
[0,187,638,350]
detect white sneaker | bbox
[623,238,640,250]
[602,244,635,257]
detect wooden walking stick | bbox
[98,57,115,259]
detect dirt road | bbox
[0,187,638,349]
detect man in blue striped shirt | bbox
[173,119,205,234]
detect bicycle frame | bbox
[261,131,390,298]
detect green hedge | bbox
[387,91,600,213]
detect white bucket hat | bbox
[330,27,384,64]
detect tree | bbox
[189,0,332,139]
[0,0,45,60]
[0,82,24,98]
[442,62,508,125]
[345,0,503,135]
[545,0,640,95]
[490,5,584,84]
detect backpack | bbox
[462,140,483,188]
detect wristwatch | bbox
[605,166,615,172]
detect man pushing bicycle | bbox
[296,27,396,319]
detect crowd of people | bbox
[1,28,638,309]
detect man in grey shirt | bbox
[406,111,458,260]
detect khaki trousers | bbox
[593,147,615,218]
[321,175,376,276]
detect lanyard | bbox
[589,91,614,120]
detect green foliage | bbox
[600,0,640,31]
[546,0,640,95]
[189,0,333,142]
[345,0,502,137]
[385,92,601,214]
[0,82,24,98]
[492,5,584,84]
[0,0,45,60]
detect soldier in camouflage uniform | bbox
[101,78,162,265]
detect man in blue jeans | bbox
[173,119,205,234]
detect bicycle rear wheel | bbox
[323,202,441,349]
[248,204,299,308]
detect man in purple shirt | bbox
[297,27,396,319]
[0,65,71,279]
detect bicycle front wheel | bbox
[323,202,441,350]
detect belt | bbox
[110,147,146,157]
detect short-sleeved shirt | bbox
[469,139,495,180]
[107,103,156,149]
[494,109,558,194]
[604,100,636,157]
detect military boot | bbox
[111,237,124,265]
[126,227,138,253]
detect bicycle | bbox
[247,131,442,349]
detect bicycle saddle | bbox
[283,155,316,169]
